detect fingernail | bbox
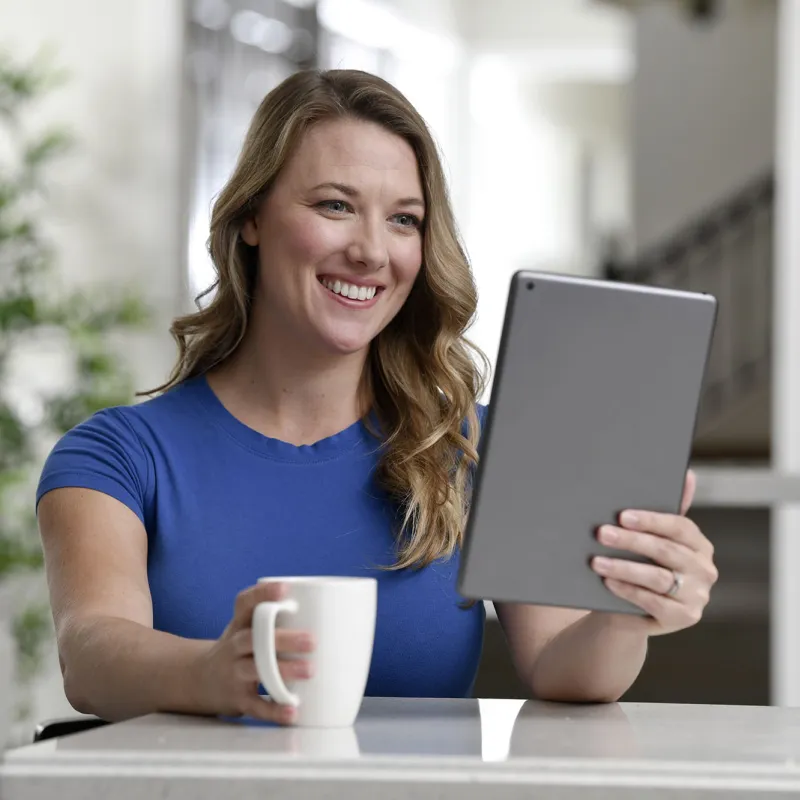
[599,526,618,544]
[282,705,297,722]
[620,511,639,527]
[299,634,315,651]
[593,556,612,573]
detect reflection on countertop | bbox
[6,696,800,770]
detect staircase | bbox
[604,172,774,460]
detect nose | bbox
[345,217,389,271]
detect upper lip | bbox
[318,275,385,289]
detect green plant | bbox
[0,50,148,713]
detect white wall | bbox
[632,0,776,249]
[464,59,586,389]
[0,0,185,742]
[464,72,629,393]
[532,80,632,262]
[449,0,631,391]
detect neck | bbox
[207,312,370,446]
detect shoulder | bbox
[53,378,199,450]
[123,377,205,427]
[36,378,204,521]
[48,404,146,461]
[37,403,150,521]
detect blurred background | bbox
[0,0,795,748]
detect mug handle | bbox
[252,599,301,707]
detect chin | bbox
[317,328,375,356]
[325,338,372,356]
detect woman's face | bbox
[242,117,425,357]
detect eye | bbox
[393,213,422,229]
[317,200,352,214]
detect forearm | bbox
[528,612,648,703]
[59,615,214,722]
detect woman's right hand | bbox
[193,581,315,724]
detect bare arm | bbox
[496,603,648,703]
[38,487,213,721]
[496,472,717,703]
[39,487,313,724]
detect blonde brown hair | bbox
[153,69,488,569]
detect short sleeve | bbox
[477,403,489,432]
[36,407,149,524]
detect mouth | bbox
[318,276,385,305]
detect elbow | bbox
[527,669,625,704]
[57,628,99,717]
[532,686,623,704]
[61,660,95,716]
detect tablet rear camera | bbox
[526,281,535,291]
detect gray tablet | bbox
[458,271,717,615]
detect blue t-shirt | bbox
[36,375,486,698]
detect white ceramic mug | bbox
[253,576,377,728]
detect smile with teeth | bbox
[320,277,379,302]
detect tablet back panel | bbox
[458,271,717,614]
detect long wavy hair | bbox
[151,69,488,570]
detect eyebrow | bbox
[310,181,425,210]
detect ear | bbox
[241,215,259,246]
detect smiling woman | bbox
[159,70,485,571]
[33,70,491,725]
[33,68,718,727]
[235,117,425,356]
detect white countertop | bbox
[3,697,800,798]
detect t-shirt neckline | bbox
[183,374,377,463]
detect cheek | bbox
[265,214,343,269]
[393,238,423,284]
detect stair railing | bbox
[603,172,774,439]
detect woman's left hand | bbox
[590,469,719,635]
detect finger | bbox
[276,629,315,655]
[603,577,702,630]
[616,509,711,555]
[230,582,288,631]
[681,469,696,516]
[231,628,315,657]
[234,656,314,684]
[592,556,676,595]
[279,657,314,681]
[598,524,693,571]
[594,554,718,602]
[241,695,298,725]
